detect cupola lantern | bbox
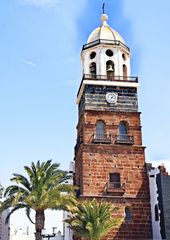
[81,12,131,78]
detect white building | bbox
[42,230,64,240]
[63,161,74,240]
[10,226,63,240]
[0,210,10,240]
[148,166,162,240]
[148,164,170,239]
[10,225,34,240]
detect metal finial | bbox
[102,3,105,14]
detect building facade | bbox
[63,162,74,240]
[148,164,170,240]
[0,210,10,240]
[74,12,152,239]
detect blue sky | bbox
[1,0,170,234]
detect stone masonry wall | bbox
[73,196,152,240]
[76,110,142,146]
[78,85,138,117]
[74,109,152,239]
[80,144,149,198]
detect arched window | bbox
[125,207,132,221]
[155,204,159,221]
[118,122,128,141]
[119,122,128,135]
[96,121,106,139]
[90,62,96,77]
[106,60,114,79]
[123,64,127,78]
[109,173,120,188]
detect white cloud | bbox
[18,0,88,45]
[18,58,37,67]
[19,0,60,8]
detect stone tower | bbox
[74,12,152,239]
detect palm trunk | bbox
[35,210,45,240]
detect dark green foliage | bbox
[0,160,75,240]
[65,198,121,240]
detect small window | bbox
[125,207,132,221]
[150,175,155,178]
[90,51,96,59]
[119,122,128,135]
[155,204,159,221]
[122,53,126,60]
[106,49,113,57]
[96,120,106,139]
[118,122,128,141]
[109,173,120,188]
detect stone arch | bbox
[89,62,96,77]
[125,207,132,221]
[119,121,128,135]
[123,64,127,78]
[96,120,106,139]
[106,60,114,79]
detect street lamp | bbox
[42,234,56,240]
[42,227,58,240]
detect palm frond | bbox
[65,198,122,240]
[0,196,15,212]
[25,207,35,224]
[11,174,31,190]
[5,203,29,224]
[1,159,75,237]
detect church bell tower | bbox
[74,12,152,239]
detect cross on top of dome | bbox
[102,3,105,14]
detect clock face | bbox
[106,92,118,104]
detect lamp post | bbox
[42,227,58,240]
[42,233,56,240]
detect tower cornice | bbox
[76,76,139,104]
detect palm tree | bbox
[0,183,3,199]
[65,198,121,240]
[0,160,75,240]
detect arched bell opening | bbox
[89,62,96,78]
[106,60,114,80]
[123,64,127,79]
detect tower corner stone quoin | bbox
[73,11,152,240]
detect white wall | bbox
[63,211,73,240]
[63,162,74,240]
[82,45,130,77]
[42,235,63,240]
[148,168,162,240]
[10,235,34,240]
[0,209,10,240]
[10,228,64,240]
